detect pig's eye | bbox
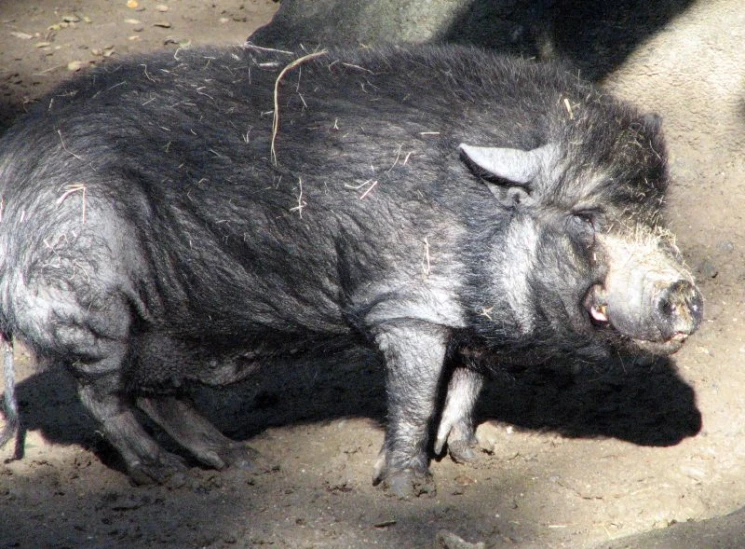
[574,212,595,225]
[572,211,596,228]
[569,210,599,246]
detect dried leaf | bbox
[10,31,33,40]
[153,21,172,28]
[163,37,190,47]
[126,0,139,8]
[67,61,84,72]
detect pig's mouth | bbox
[582,284,689,355]
[583,285,611,328]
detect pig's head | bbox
[459,112,703,358]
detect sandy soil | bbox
[1,1,745,548]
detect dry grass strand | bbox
[271,50,328,166]
[56,183,87,224]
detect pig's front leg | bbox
[372,322,448,498]
[434,366,484,463]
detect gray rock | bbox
[594,506,745,549]
[435,530,486,549]
[248,0,696,80]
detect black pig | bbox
[0,45,702,497]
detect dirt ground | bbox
[1,1,744,548]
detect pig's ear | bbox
[458,143,557,207]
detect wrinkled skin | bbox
[0,45,701,498]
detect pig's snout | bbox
[586,265,704,354]
[654,279,703,341]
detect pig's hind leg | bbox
[11,207,192,483]
[77,366,189,485]
[126,333,263,471]
[43,301,190,485]
[136,395,261,471]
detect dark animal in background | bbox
[0,44,702,497]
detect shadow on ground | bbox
[476,355,701,447]
[0,100,23,136]
[12,349,701,470]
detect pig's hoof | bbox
[447,439,479,464]
[127,452,188,486]
[219,443,268,472]
[379,468,436,499]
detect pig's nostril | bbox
[657,280,693,312]
[658,294,675,318]
[656,280,704,336]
